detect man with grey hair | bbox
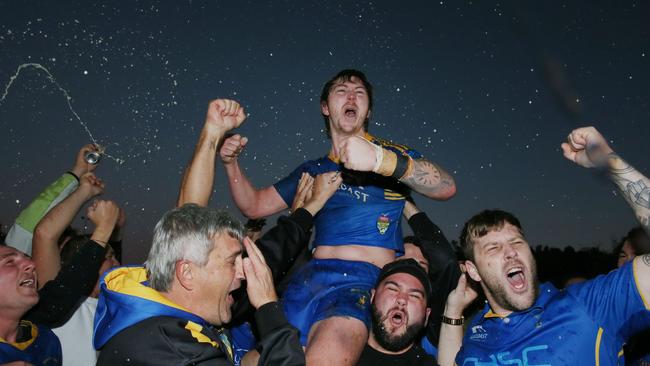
[93,204,304,365]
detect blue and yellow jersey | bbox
[273,134,422,253]
[0,320,61,365]
[457,259,650,365]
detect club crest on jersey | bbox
[376,214,391,235]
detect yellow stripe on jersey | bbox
[185,321,218,348]
[367,133,411,156]
[595,327,603,366]
[384,189,405,200]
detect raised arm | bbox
[437,274,478,366]
[562,126,650,234]
[32,173,104,288]
[403,199,461,347]
[400,158,456,200]
[26,200,119,327]
[5,144,100,254]
[241,237,306,365]
[220,135,288,218]
[177,99,246,207]
[338,135,456,200]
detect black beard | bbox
[371,304,425,353]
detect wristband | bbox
[66,171,80,182]
[441,315,464,326]
[392,153,413,180]
[371,143,384,172]
[375,149,397,176]
[373,148,413,180]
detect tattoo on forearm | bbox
[401,159,454,196]
[413,160,440,186]
[609,158,650,233]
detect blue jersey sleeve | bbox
[567,259,650,340]
[273,163,308,207]
[273,157,339,207]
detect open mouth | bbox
[19,278,36,288]
[506,267,526,291]
[344,106,357,118]
[388,309,407,327]
[228,287,242,305]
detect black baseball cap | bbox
[376,258,433,305]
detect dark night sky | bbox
[1,1,649,263]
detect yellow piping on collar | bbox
[483,309,508,319]
[0,320,37,350]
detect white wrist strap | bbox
[371,142,384,173]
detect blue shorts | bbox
[281,258,381,346]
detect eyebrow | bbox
[482,235,524,247]
[226,249,243,260]
[332,82,365,89]
[0,252,19,260]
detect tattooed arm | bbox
[561,126,650,234]
[607,156,650,232]
[338,136,457,200]
[400,158,457,200]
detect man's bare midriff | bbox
[313,244,396,268]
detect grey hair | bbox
[145,204,244,292]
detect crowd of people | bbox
[1,69,649,366]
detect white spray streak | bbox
[1,63,124,164]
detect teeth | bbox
[20,279,34,286]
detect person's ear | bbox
[321,101,330,116]
[464,260,482,283]
[175,260,194,290]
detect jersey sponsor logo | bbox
[377,214,390,235]
[460,345,550,365]
[339,183,369,202]
[470,324,488,340]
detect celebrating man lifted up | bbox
[219,69,456,365]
